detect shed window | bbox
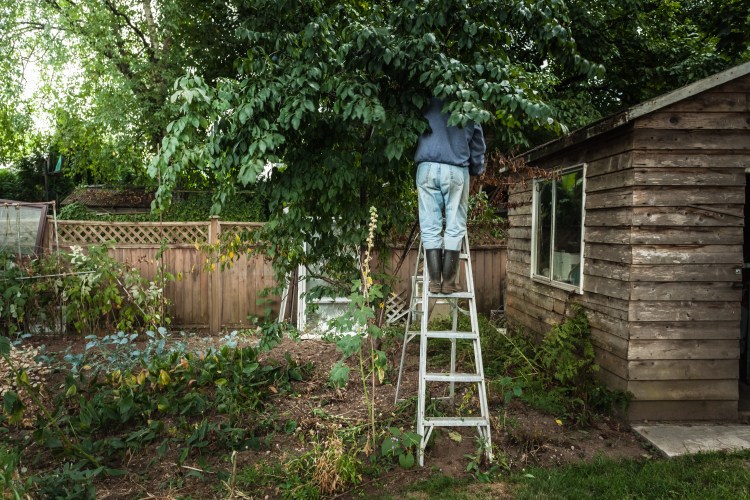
[531,165,585,293]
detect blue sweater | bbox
[414,98,486,175]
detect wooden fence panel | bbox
[48,219,507,333]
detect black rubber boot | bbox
[441,250,461,294]
[425,249,443,293]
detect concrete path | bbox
[632,424,750,458]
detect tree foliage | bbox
[543,0,750,134]
[0,0,251,186]
[152,0,602,284]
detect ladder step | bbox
[427,291,473,299]
[424,373,484,383]
[424,331,479,340]
[423,416,489,427]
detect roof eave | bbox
[520,60,750,163]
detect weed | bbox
[0,446,29,499]
[0,245,171,336]
[325,206,388,454]
[312,433,362,495]
[381,427,421,469]
[465,438,508,482]
[486,306,631,425]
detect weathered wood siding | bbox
[625,74,749,420]
[506,130,635,391]
[507,72,750,421]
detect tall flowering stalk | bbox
[328,206,386,454]
[360,205,378,302]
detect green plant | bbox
[538,305,596,387]
[467,190,505,240]
[380,427,421,469]
[30,461,106,500]
[326,206,388,454]
[0,445,29,499]
[235,429,365,499]
[494,306,631,425]
[63,244,171,333]
[58,191,270,223]
[0,246,171,336]
[465,438,508,482]
[1,330,308,497]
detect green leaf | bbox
[157,396,171,412]
[65,384,77,398]
[178,447,190,465]
[329,360,350,388]
[0,336,9,356]
[119,395,134,416]
[335,335,362,358]
[381,437,397,456]
[399,452,415,469]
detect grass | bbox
[377,451,750,500]
[513,450,750,499]
[373,474,510,500]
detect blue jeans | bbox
[416,162,469,251]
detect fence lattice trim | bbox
[55,221,209,246]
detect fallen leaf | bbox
[448,431,462,443]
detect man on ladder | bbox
[414,97,486,294]
[403,97,491,466]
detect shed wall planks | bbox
[507,70,750,421]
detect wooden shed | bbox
[506,61,750,421]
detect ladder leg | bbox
[449,297,458,404]
[395,241,423,403]
[464,233,494,463]
[417,244,429,466]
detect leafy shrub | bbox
[471,306,631,425]
[467,190,506,240]
[0,245,170,335]
[1,332,308,497]
[58,190,269,222]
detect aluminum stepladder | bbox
[394,233,493,466]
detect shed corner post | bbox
[208,216,222,335]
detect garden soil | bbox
[13,334,650,499]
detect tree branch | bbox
[102,0,157,63]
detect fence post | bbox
[46,216,53,254]
[208,216,221,335]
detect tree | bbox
[0,0,252,187]
[152,0,603,286]
[541,0,750,135]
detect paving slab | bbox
[632,424,750,458]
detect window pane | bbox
[552,170,583,284]
[534,181,552,278]
[0,204,44,255]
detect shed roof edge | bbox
[520,60,750,163]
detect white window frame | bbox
[530,163,586,294]
[296,241,355,338]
